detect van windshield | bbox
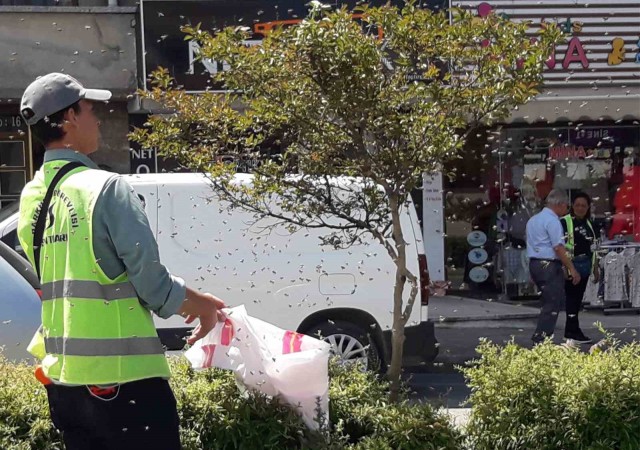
[0,202,19,224]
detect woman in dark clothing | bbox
[560,192,599,343]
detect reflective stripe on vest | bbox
[17,163,170,384]
[40,280,137,302]
[563,214,596,268]
[44,336,164,356]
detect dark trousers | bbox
[564,277,589,335]
[529,259,566,341]
[46,377,181,450]
[565,258,591,335]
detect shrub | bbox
[462,338,640,450]
[330,362,462,450]
[0,354,461,449]
[0,357,62,450]
[170,359,312,449]
[350,437,394,450]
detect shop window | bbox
[443,124,640,299]
[0,171,26,196]
[0,139,28,207]
[0,141,25,167]
[443,128,500,294]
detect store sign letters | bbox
[188,40,261,77]
[477,3,592,70]
[475,3,592,70]
[544,36,589,70]
[457,0,640,86]
[549,145,590,160]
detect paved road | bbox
[405,371,470,408]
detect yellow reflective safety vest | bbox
[562,214,596,268]
[18,161,170,385]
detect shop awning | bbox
[506,87,640,125]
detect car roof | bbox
[0,240,40,291]
[122,172,389,192]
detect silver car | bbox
[0,239,40,362]
[0,202,21,256]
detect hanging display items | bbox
[468,248,489,265]
[469,266,490,283]
[467,230,487,247]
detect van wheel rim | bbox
[325,334,368,369]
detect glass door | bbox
[497,127,561,299]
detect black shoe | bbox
[564,332,592,344]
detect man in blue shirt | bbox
[526,189,580,344]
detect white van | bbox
[0,173,437,368]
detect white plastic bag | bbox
[184,305,330,429]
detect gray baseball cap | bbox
[20,73,112,126]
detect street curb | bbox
[440,407,472,431]
[429,313,539,323]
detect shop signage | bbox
[451,0,640,87]
[422,172,445,282]
[546,126,640,159]
[129,115,157,173]
[141,0,447,92]
[548,144,610,160]
[130,147,157,174]
[570,126,639,147]
[0,115,26,133]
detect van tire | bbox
[306,320,381,372]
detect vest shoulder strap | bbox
[33,162,85,280]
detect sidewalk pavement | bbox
[427,295,640,331]
[422,294,639,372]
[429,295,539,322]
[441,407,471,431]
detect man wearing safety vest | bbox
[560,192,599,344]
[17,73,225,450]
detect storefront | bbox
[0,7,138,213]
[445,0,640,298]
[0,111,30,209]
[444,124,640,296]
[133,0,449,174]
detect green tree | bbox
[131,1,561,402]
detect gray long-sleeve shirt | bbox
[43,149,186,319]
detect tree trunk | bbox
[387,300,406,402]
[386,192,408,403]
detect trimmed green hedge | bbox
[10,338,637,450]
[463,338,640,450]
[0,354,461,449]
[329,363,461,450]
[0,355,60,450]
